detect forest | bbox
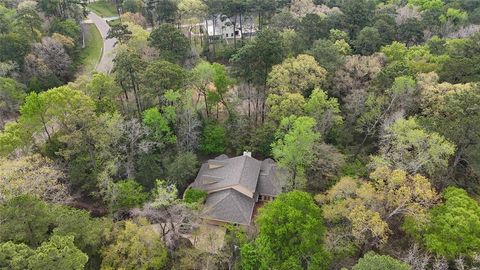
[1,0,480,269]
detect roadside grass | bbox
[78,23,103,74]
[88,0,117,17]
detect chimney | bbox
[243,151,252,157]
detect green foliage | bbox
[200,122,226,154]
[371,118,455,177]
[354,27,383,55]
[183,188,207,204]
[408,0,443,10]
[272,116,320,190]
[28,235,88,270]
[101,220,168,270]
[112,180,149,212]
[243,191,330,270]
[142,107,176,145]
[352,252,409,270]
[0,235,88,270]
[164,151,198,189]
[148,23,190,63]
[0,196,52,247]
[50,19,81,41]
[423,187,480,258]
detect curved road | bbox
[87,12,117,73]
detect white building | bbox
[204,14,257,40]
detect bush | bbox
[183,188,207,205]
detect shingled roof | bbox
[191,154,283,225]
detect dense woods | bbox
[1,0,480,269]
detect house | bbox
[204,14,257,40]
[190,152,284,226]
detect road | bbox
[87,12,117,73]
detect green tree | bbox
[141,60,185,105]
[271,116,320,190]
[308,39,346,73]
[354,27,383,56]
[183,187,207,205]
[101,219,168,270]
[0,241,33,270]
[0,196,51,247]
[28,235,88,270]
[422,187,480,258]
[267,54,327,96]
[352,252,409,270]
[231,28,284,122]
[191,61,215,117]
[200,122,226,154]
[371,118,455,178]
[148,23,190,63]
[164,151,198,189]
[111,180,149,213]
[0,77,25,129]
[0,235,88,270]
[242,191,330,270]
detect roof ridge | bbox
[230,189,251,223]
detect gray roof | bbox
[191,154,284,225]
[202,189,255,225]
[191,155,261,194]
[257,159,283,196]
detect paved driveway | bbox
[87,12,117,73]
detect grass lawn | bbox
[88,0,117,17]
[79,23,103,74]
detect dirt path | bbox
[87,12,117,73]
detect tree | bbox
[50,205,107,259]
[308,39,346,73]
[267,54,327,96]
[242,191,331,270]
[417,187,480,258]
[142,106,176,145]
[0,235,88,270]
[50,18,81,41]
[271,116,320,190]
[191,61,215,117]
[111,180,149,213]
[15,1,42,41]
[231,28,284,123]
[107,23,133,44]
[371,118,455,178]
[304,88,343,137]
[0,196,52,247]
[183,187,207,205]
[318,167,438,252]
[28,235,88,270]
[354,27,383,56]
[164,151,198,189]
[141,60,185,106]
[101,219,169,270]
[0,154,68,203]
[112,48,146,117]
[341,0,374,35]
[266,93,306,124]
[0,77,25,129]
[24,37,72,88]
[0,241,34,270]
[148,23,190,63]
[352,252,410,270]
[0,33,30,64]
[419,78,480,180]
[200,122,226,154]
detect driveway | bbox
[87,12,117,73]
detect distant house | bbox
[204,14,257,40]
[190,152,284,226]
